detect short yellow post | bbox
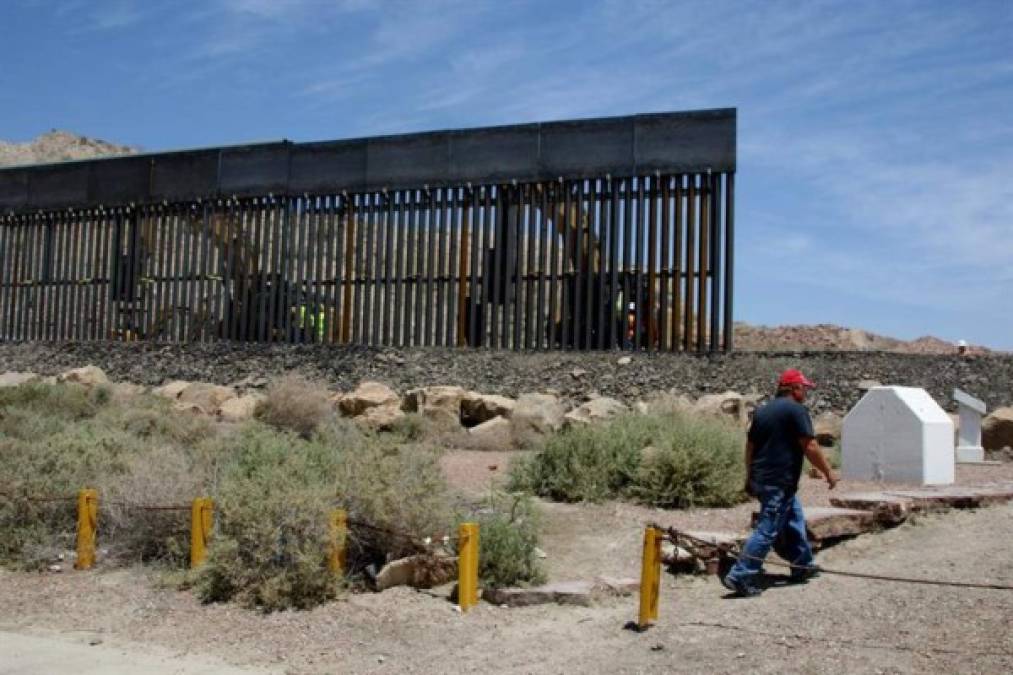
[458,522,480,612]
[328,509,348,576]
[74,488,98,570]
[638,526,663,629]
[190,497,214,568]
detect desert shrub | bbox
[508,414,664,502]
[473,492,545,588]
[387,412,432,442]
[195,422,452,610]
[629,413,746,508]
[254,374,333,438]
[512,412,749,509]
[194,424,343,610]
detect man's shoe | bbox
[789,565,821,584]
[720,574,762,598]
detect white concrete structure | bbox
[842,386,954,485]
[953,388,986,463]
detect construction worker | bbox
[721,369,838,597]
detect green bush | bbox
[473,492,545,588]
[512,412,748,509]
[629,414,745,508]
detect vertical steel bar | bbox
[95,209,111,341]
[0,217,9,340]
[684,175,696,352]
[571,181,584,350]
[489,187,502,349]
[659,176,671,351]
[594,180,607,350]
[434,188,447,347]
[536,183,549,350]
[634,177,645,351]
[582,179,595,351]
[697,174,709,352]
[709,173,722,353]
[509,186,522,350]
[523,185,536,349]
[448,187,461,347]
[360,192,374,345]
[622,179,633,351]
[392,191,406,346]
[547,184,560,349]
[382,191,395,346]
[647,176,659,352]
[324,195,339,344]
[410,190,424,347]
[341,194,355,344]
[724,172,735,352]
[607,179,620,350]
[85,209,99,340]
[54,211,70,340]
[672,175,683,351]
[351,194,365,344]
[72,209,87,341]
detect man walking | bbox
[722,369,838,597]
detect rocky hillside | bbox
[0,341,1009,416]
[0,130,137,168]
[734,322,988,355]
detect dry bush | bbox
[254,374,333,438]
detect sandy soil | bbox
[2,457,1011,674]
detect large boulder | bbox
[512,393,566,437]
[403,385,467,430]
[175,383,237,415]
[153,380,192,400]
[638,391,695,416]
[466,416,514,448]
[355,404,406,431]
[0,372,39,388]
[460,392,516,426]
[983,407,1013,451]
[337,381,399,417]
[218,394,265,423]
[564,397,629,427]
[375,554,457,591]
[693,390,759,427]
[56,365,109,388]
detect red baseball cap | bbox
[778,368,815,388]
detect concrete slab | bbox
[883,483,1013,511]
[829,492,914,526]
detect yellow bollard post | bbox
[190,497,214,568]
[458,522,479,612]
[74,488,98,570]
[637,526,663,630]
[328,509,348,576]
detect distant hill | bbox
[0,130,137,168]
[734,322,989,354]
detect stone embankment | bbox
[0,342,1010,414]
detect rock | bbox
[511,393,566,436]
[641,391,695,416]
[153,380,192,400]
[174,383,237,415]
[571,368,587,379]
[813,412,843,447]
[0,372,39,388]
[218,394,264,422]
[829,492,913,526]
[56,365,109,387]
[617,356,632,366]
[460,392,516,426]
[693,390,758,427]
[337,381,399,417]
[563,397,629,427]
[375,555,457,590]
[857,379,881,392]
[634,401,650,415]
[110,382,147,403]
[483,580,595,607]
[467,416,513,446]
[355,404,405,431]
[983,407,1013,451]
[800,506,877,541]
[403,385,467,429]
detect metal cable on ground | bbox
[663,526,1013,592]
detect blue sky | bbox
[2,0,1011,349]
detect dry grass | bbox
[254,374,333,438]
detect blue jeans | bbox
[725,483,813,585]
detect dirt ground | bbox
[2,455,1012,674]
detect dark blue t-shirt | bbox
[747,396,814,492]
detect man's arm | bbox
[801,437,838,489]
[743,439,754,494]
